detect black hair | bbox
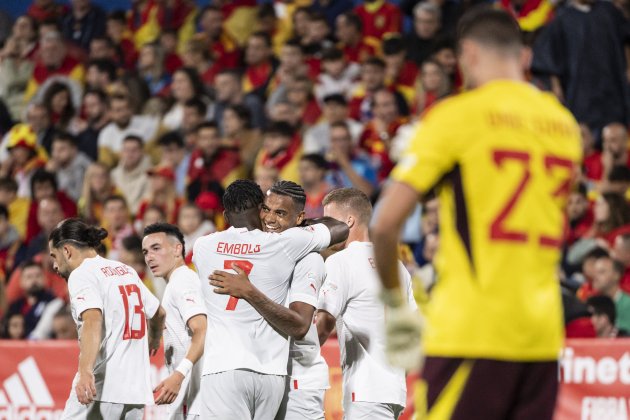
[216,68,243,81]
[431,36,456,55]
[122,135,144,148]
[340,12,362,32]
[608,165,630,183]
[309,11,328,23]
[90,36,114,49]
[52,131,79,148]
[0,177,18,193]
[31,169,58,197]
[143,222,186,259]
[184,97,208,116]
[256,4,276,20]
[173,67,207,99]
[49,218,109,249]
[382,35,407,56]
[107,10,127,24]
[575,182,587,197]
[249,31,272,48]
[84,88,108,104]
[196,120,219,133]
[457,6,522,53]
[103,194,128,208]
[223,179,265,213]
[301,153,329,170]
[322,93,348,106]
[583,247,610,263]
[269,180,306,211]
[20,258,42,272]
[283,38,304,51]
[225,104,252,129]
[264,121,295,139]
[157,131,185,149]
[0,204,8,220]
[363,57,386,70]
[322,48,344,62]
[587,295,617,325]
[86,59,117,82]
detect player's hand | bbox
[148,336,161,357]
[209,263,253,299]
[153,372,184,405]
[385,304,424,372]
[75,371,97,405]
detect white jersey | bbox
[287,253,329,390]
[68,256,160,405]
[161,265,206,417]
[193,224,331,376]
[318,242,416,407]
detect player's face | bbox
[261,193,303,233]
[49,241,72,280]
[142,233,179,279]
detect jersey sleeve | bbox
[174,271,207,324]
[280,224,331,263]
[289,253,325,308]
[138,278,160,319]
[398,261,418,311]
[68,267,103,319]
[391,104,461,194]
[317,255,348,319]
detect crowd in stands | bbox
[0,0,629,341]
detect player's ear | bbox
[296,211,305,226]
[62,244,72,260]
[346,215,355,229]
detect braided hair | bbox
[268,181,306,212]
[223,179,265,213]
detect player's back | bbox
[68,256,158,405]
[193,225,331,376]
[394,80,582,361]
[320,242,415,407]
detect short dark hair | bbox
[264,121,295,139]
[196,121,219,133]
[103,194,128,208]
[0,178,18,193]
[323,93,347,106]
[457,6,522,54]
[184,97,208,116]
[283,38,303,52]
[341,12,362,32]
[31,169,58,196]
[249,31,272,48]
[594,254,626,277]
[52,131,79,148]
[608,165,630,183]
[309,11,327,24]
[322,48,344,62]
[256,4,276,20]
[226,104,252,129]
[583,247,609,263]
[49,218,109,249]
[107,10,127,24]
[84,88,108,104]
[21,259,42,272]
[269,181,307,212]
[301,153,328,170]
[143,222,186,259]
[86,59,117,81]
[157,131,185,149]
[223,179,265,214]
[587,295,617,325]
[323,188,372,225]
[382,35,406,56]
[216,68,242,82]
[575,182,587,197]
[121,234,144,264]
[123,135,143,148]
[363,57,386,70]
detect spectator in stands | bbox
[601,122,630,180]
[267,99,302,129]
[3,313,25,339]
[587,295,629,337]
[0,178,29,240]
[136,164,184,225]
[24,31,84,102]
[98,94,159,168]
[0,205,22,276]
[101,195,134,261]
[88,37,117,62]
[303,94,362,156]
[406,2,442,66]
[181,98,208,140]
[127,0,161,50]
[268,40,309,96]
[46,133,91,202]
[9,15,38,61]
[353,0,402,45]
[576,247,610,302]
[213,69,266,134]
[187,121,242,200]
[138,42,171,97]
[0,124,47,199]
[77,89,109,161]
[221,104,262,174]
[178,203,216,264]
[579,122,602,182]
[78,162,117,224]
[41,81,81,134]
[592,255,630,332]
[85,59,117,91]
[299,153,333,218]
[111,135,151,215]
[566,183,594,246]
[253,164,279,195]
[335,12,377,64]
[588,192,630,245]
[431,37,460,89]
[181,37,220,87]
[23,102,55,155]
[61,0,106,51]
[283,76,321,127]
[326,121,377,196]
[382,35,419,106]
[197,5,240,70]
[106,10,138,70]
[243,31,278,98]
[301,11,334,66]
[28,0,68,23]
[159,29,184,75]
[51,307,78,340]
[118,234,156,293]
[162,67,210,131]
[612,233,630,294]
[19,197,65,264]
[603,165,630,196]
[415,59,451,114]
[140,204,167,233]
[359,89,407,182]
[532,0,629,134]
[314,47,360,103]
[157,131,190,197]
[255,121,301,183]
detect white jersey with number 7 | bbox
[193,224,332,377]
[67,255,160,404]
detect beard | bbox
[26,285,44,298]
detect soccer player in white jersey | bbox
[193,179,348,419]
[208,181,330,419]
[316,188,417,420]
[48,218,166,420]
[142,223,207,419]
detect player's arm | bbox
[301,217,349,246]
[148,305,166,357]
[210,264,313,339]
[155,314,207,405]
[316,310,336,346]
[76,308,102,405]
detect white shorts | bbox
[200,369,285,419]
[275,387,325,420]
[343,401,404,420]
[62,394,144,420]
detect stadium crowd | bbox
[0,0,628,344]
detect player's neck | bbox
[71,249,98,270]
[469,59,525,88]
[227,212,263,231]
[345,226,370,247]
[164,261,185,282]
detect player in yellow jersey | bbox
[371,6,582,420]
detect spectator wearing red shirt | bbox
[601,122,630,181]
[336,12,378,64]
[27,0,68,23]
[612,233,630,294]
[106,11,138,71]
[301,11,335,77]
[187,121,243,201]
[198,5,241,70]
[353,0,402,46]
[413,59,451,115]
[284,76,322,128]
[242,31,278,98]
[136,164,184,225]
[566,183,594,246]
[382,35,419,106]
[267,40,310,96]
[358,89,407,182]
[577,247,610,302]
[581,122,603,182]
[159,30,184,75]
[298,153,333,219]
[182,37,221,87]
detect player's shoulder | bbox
[297,252,325,270]
[170,265,200,286]
[68,256,102,283]
[324,248,350,267]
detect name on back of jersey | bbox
[100,265,133,277]
[216,242,261,255]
